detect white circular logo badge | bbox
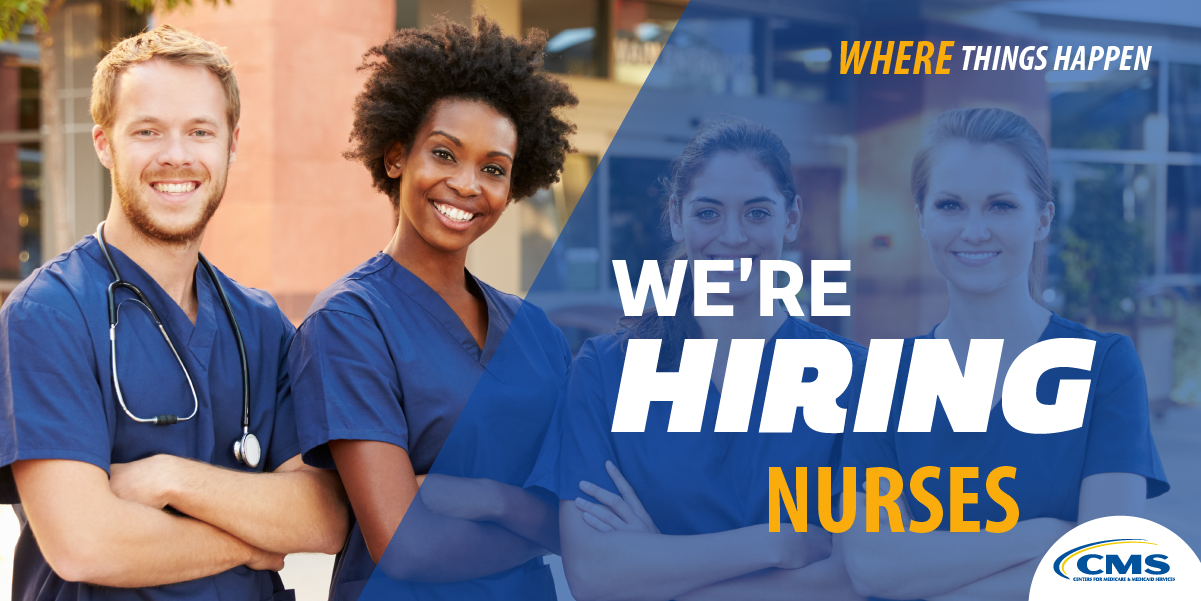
[1031,516,1200,600]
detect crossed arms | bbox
[327,439,558,583]
[560,462,863,601]
[12,453,348,588]
[840,472,1146,600]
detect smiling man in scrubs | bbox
[0,25,348,601]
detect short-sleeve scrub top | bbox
[527,317,867,537]
[289,253,572,601]
[840,313,1170,601]
[0,235,300,601]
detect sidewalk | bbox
[1146,403,1201,553]
[280,553,334,601]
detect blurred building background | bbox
[521,0,1201,563]
[516,0,1201,424]
[519,0,1201,567]
[1,0,1199,599]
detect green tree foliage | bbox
[0,0,230,41]
[1056,165,1150,322]
[1,0,50,41]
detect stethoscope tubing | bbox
[95,221,253,443]
[109,317,200,425]
[199,255,252,434]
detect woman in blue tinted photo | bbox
[839,107,1169,600]
[527,117,865,600]
[287,17,577,601]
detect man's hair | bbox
[91,24,239,131]
[345,16,578,207]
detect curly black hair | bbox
[344,16,578,208]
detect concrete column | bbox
[159,0,396,321]
[40,1,108,258]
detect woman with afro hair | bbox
[287,16,577,600]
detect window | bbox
[613,0,684,86]
[523,0,607,77]
[768,19,847,104]
[1049,65,1159,150]
[638,9,849,103]
[0,30,43,283]
[1049,57,1201,281]
[1167,166,1201,274]
[521,154,599,291]
[1169,63,1201,153]
[605,156,673,290]
[643,11,757,96]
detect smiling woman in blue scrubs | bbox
[839,108,1170,601]
[526,117,865,601]
[286,17,577,601]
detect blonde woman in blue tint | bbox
[840,108,1169,601]
[527,117,865,601]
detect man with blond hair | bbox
[0,25,347,600]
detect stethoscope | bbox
[96,222,261,468]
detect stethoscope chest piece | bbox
[234,432,261,469]
[97,221,260,469]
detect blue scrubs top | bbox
[288,253,571,601]
[527,317,866,536]
[0,235,301,601]
[841,313,1169,601]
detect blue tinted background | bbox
[358,1,1201,599]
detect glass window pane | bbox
[1169,63,1201,153]
[606,156,673,289]
[0,140,22,280]
[19,66,39,131]
[0,142,41,281]
[521,189,559,292]
[1,48,41,283]
[524,0,604,78]
[1049,64,1158,150]
[614,0,685,86]
[522,154,599,291]
[19,142,41,279]
[768,19,848,104]
[643,11,758,96]
[1168,165,1201,274]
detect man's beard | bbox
[112,148,227,246]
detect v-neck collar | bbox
[708,316,801,394]
[83,236,218,369]
[924,312,1060,415]
[924,311,1058,342]
[378,253,509,366]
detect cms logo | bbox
[1053,539,1170,579]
